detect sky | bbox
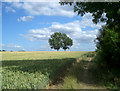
[1,1,105,51]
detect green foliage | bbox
[82,51,95,58]
[60,2,120,28]
[60,2,120,89]
[89,53,120,90]
[55,52,105,89]
[1,50,6,52]
[96,26,120,69]
[1,51,86,89]
[2,70,49,89]
[49,32,62,51]
[61,2,120,68]
[49,32,73,51]
[61,33,73,51]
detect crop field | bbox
[1,51,88,89]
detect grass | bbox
[1,51,87,89]
[3,51,118,90]
[2,51,87,61]
[50,52,120,90]
[49,52,106,89]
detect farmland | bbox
[1,51,88,89]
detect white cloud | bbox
[70,43,97,51]
[1,44,25,51]
[18,12,106,51]
[20,28,53,41]
[5,6,16,12]
[12,2,75,17]
[78,13,105,28]
[12,2,23,8]
[20,14,103,46]
[17,16,34,22]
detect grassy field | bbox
[1,51,88,89]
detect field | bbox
[1,51,88,89]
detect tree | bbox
[60,2,120,28]
[96,26,119,68]
[60,2,120,69]
[2,50,6,52]
[61,33,73,51]
[49,32,62,51]
[10,50,13,52]
[49,32,73,51]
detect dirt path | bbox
[82,58,91,84]
[48,57,106,89]
[76,58,106,89]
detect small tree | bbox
[49,32,62,51]
[49,32,73,51]
[10,50,13,52]
[2,50,6,52]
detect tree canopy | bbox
[60,2,120,29]
[49,32,73,51]
[60,1,120,69]
[49,32,62,51]
[61,33,73,51]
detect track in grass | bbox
[49,52,106,89]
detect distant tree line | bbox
[0,50,6,52]
[0,50,25,52]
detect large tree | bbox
[60,1,120,68]
[60,2,120,28]
[49,32,73,51]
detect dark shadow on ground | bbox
[2,58,76,80]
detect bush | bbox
[96,26,120,69]
[89,53,120,90]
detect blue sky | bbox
[1,1,105,51]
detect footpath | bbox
[48,57,106,89]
